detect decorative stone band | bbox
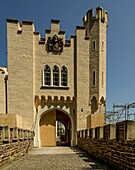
[34,95,76,109]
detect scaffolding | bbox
[105,102,135,124]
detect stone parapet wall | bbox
[0,125,34,166]
[77,120,135,170]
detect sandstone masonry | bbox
[0,6,108,147]
[77,120,135,170]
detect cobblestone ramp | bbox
[1,147,118,170]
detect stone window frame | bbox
[42,64,68,88]
[61,66,68,87]
[53,65,59,86]
[43,65,51,86]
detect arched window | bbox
[61,66,68,86]
[91,96,98,114]
[53,65,59,86]
[44,65,51,85]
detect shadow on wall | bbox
[70,147,120,170]
[40,110,56,127]
[91,96,98,114]
[86,96,105,128]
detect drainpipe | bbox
[4,75,8,114]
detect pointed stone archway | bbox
[39,109,73,147]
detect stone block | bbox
[89,128,95,139]
[0,114,22,129]
[116,120,135,141]
[3,126,10,143]
[10,127,13,142]
[116,121,126,141]
[95,126,103,139]
[82,130,84,138]
[87,113,105,129]
[85,129,88,138]
[126,121,135,141]
[104,124,116,140]
[24,130,28,140]
[0,125,3,144]
[13,127,18,141]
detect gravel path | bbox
[1,147,118,170]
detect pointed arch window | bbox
[44,65,51,86]
[61,66,68,86]
[53,65,59,86]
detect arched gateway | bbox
[40,109,72,146]
[34,107,75,147]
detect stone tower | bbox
[83,7,108,128]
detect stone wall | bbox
[77,120,135,170]
[0,114,22,129]
[7,19,35,130]
[0,125,34,166]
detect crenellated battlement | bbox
[83,6,108,28]
[6,18,90,48]
[6,18,35,33]
[6,18,73,47]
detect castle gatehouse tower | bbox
[5,7,108,147]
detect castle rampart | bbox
[77,120,135,170]
[0,125,34,166]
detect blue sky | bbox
[0,0,135,111]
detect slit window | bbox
[102,71,104,86]
[93,71,96,86]
[102,41,104,51]
[92,40,96,50]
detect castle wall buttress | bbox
[7,19,35,130]
[75,27,90,130]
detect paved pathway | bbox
[1,147,118,170]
